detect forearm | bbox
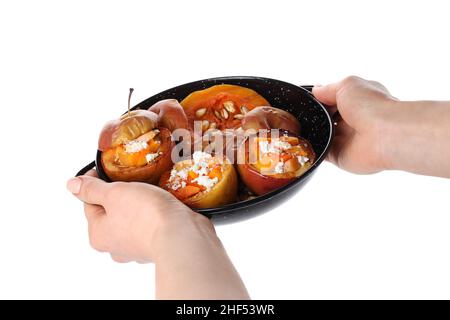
[153,212,249,300]
[382,100,450,178]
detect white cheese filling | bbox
[124,140,148,154]
[258,139,310,174]
[258,139,291,174]
[192,175,219,191]
[123,133,161,164]
[145,153,159,163]
[298,155,310,166]
[259,139,292,154]
[168,151,220,192]
[274,161,285,174]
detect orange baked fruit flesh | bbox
[237,132,316,196]
[159,152,238,209]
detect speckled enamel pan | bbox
[76,76,335,225]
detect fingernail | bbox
[313,84,323,88]
[67,177,82,194]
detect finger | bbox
[326,135,346,166]
[83,203,106,247]
[110,254,132,264]
[67,175,110,205]
[334,119,354,138]
[86,215,108,252]
[82,170,104,220]
[312,83,339,106]
[326,104,338,116]
[84,169,98,178]
[84,202,105,221]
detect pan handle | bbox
[301,85,314,92]
[76,160,96,177]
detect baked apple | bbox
[180,84,271,131]
[159,151,238,209]
[237,131,316,196]
[242,106,301,136]
[98,93,188,184]
[148,99,189,132]
[200,105,302,163]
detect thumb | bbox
[312,83,339,106]
[67,175,109,205]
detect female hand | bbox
[313,76,450,178]
[67,170,249,299]
[313,76,396,174]
[67,170,203,263]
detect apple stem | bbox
[128,88,134,117]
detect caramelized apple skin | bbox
[236,135,315,196]
[148,99,190,132]
[98,110,159,152]
[101,127,174,184]
[159,158,238,209]
[237,164,294,196]
[98,99,193,184]
[242,106,301,136]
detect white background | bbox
[0,0,449,299]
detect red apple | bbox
[148,99,189,132]
[237,133,315,196]
[98,96,189,183]
[101,127,174,184]
[98,110,159,152]
[242,106,301,136]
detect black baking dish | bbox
[76,76,334,224]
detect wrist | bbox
[375,99,408,171]
[151,209,219,262]
[378,99,450,175]
[360,97,401,172]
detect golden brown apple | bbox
[159,152,238,209]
